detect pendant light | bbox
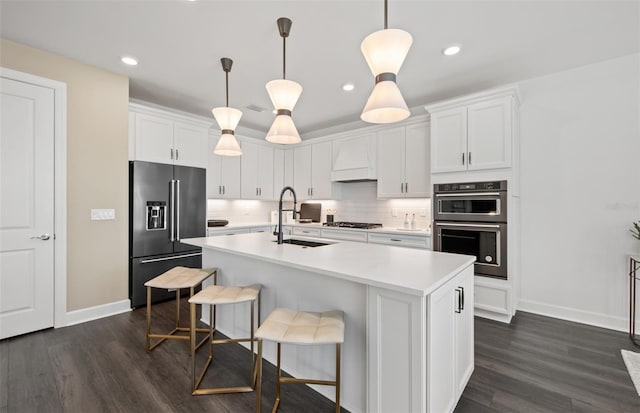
[265,17,302,144]
[360,0,412,124]
[213,57,243,156]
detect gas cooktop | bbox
[323,222,383,229]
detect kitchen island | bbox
[184,233,475,413]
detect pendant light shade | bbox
[213,57,243,156]
[265,79,302,144]
[360,1,412,124]
[212,107,243,156]
[266,17,302,144]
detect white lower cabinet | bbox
[427,267,474,412]
[291,226,321,237]
[320,228,367,242]
[367,232,431,249]
[250,225,273,234]
[207,227,251,236]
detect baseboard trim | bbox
[517,299,627,333]
[65,299,131,327]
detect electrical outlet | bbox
[419,208,427,217]
[391,208,398,217]
[91,209,115,220]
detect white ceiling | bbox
[1,1,638,138]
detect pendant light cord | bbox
[384,0,388,29]
[225,71,229,107]
[282,36,286,79]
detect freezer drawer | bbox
[129,251,202,308]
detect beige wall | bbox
[1,39,129,311]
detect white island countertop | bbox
[183,233,474,297]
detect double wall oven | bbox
[433,181,508,279]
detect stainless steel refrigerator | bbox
[129,161,206,308]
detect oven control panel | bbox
[435,180,506,193]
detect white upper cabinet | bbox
[293,145,312,198]
[173,122,209,168]
[426,87,518,173]
[207,133,241,199]
[466,97,512,171]
[133,113,174,164]
[430,108,467,173]
[130,104,210,168]
[311,141,333,199]
[331,133,376,181]
[377,122,430,198]
[294,141,340,200]
[241,140,274,200]
[274,148,294,200]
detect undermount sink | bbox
[273,238,331,248]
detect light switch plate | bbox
[391,208,398,217]
[91,209,115,220]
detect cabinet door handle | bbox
[400,183,404,193]
[405,182,408,193]
[222,185,225,195]
[390,238,401,242]
[455,288,462,313]
[468,152,471,165]
[171,148,174,160]
[176,149,179,160]
[259,187,262,196]
[461,152,465,165]
[460,286,465,310]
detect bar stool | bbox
[189,283,262,395]
[144,266,216,354]
[255,308,344,413]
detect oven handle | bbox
[436,222,501,229]
[435,192,501,197]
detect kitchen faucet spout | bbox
[275,186,297,244]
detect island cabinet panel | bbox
[367,287,427,413]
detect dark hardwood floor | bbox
[455,312,640,413]
[1,300,638,413]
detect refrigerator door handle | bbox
[170,179,175,242]
[176,179,181,241]
[140,252,202,264]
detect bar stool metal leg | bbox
[191,287,261,395]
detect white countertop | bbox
[184,233,473,296]
[207,221,432,237]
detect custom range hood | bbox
[330,134,377,182]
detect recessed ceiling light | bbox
[442,44,462,56]
[121,56,138,66]
[342,83,355,92]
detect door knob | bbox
[30,234,51,240]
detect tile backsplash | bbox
[207,181,432,230]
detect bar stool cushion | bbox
[189,284,261,305]
[144,266,216,289]
[256,308,344,345]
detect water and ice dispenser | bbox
[146,201,166,230]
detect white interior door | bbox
[0,77,55,339]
